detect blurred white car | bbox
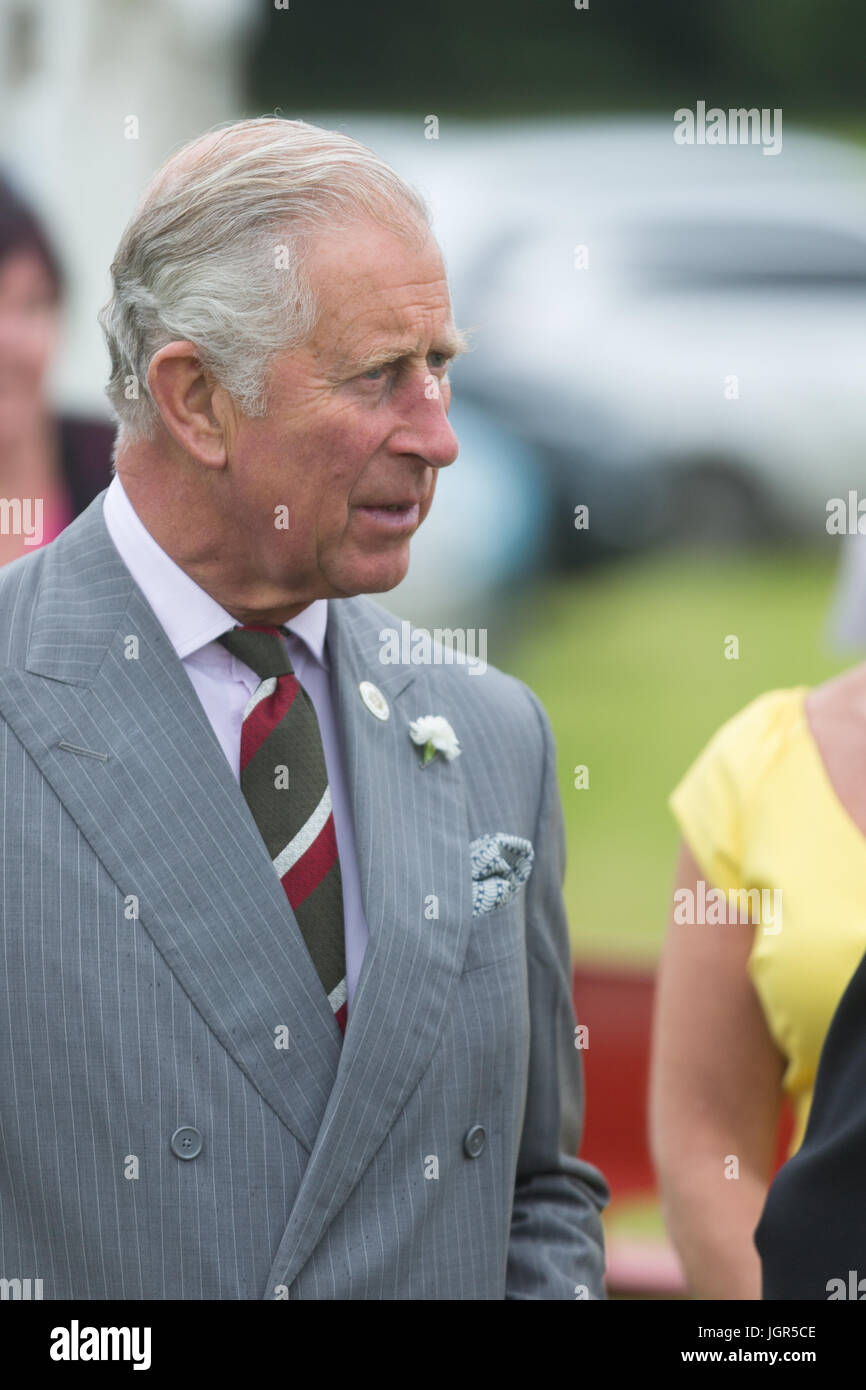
[327,115,866,550]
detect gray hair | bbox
[98,116,432,444]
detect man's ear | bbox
[146,341,237,467]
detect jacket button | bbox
[170,1126,203,1160]
[463,1124,486,1158]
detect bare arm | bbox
[649,842,787,1299]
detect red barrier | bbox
[572,962,794,1296]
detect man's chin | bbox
[334,551,411,598]
[325,544,414,600]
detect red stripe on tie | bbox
[281,812,339,909]
[240,674,299,771]
[335,999,347,1035]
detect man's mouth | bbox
[355,500,421,532]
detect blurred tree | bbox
[248,0,866,118]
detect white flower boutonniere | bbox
[408,715,462,768]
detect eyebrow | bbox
[332,326,471,378]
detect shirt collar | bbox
[101,474,328,667]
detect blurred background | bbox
[2,0,865,1296]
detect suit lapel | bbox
[263,596,472,1294]
[0,494,343,1153]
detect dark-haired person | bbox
[0,173,113,564]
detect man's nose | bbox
[392,378,460,470]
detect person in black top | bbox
[756,943,866,1299]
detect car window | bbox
[629,220,866,285]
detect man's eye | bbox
[359,356,448,383]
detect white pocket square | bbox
[470,833,535,917]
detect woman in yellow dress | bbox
[649,670,866,1299]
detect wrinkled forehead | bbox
[303,222,457,359]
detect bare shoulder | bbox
[804,662,866,836]
[805,662,866,735]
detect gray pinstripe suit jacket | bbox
[0,489,609,1300]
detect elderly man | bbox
[0,117,608,1299]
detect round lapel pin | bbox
[359,680,390,721]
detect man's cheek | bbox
[420,479,438,523]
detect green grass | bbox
[500,548,850,963]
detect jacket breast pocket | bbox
[461,897,526,974]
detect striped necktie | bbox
[218,622,348,1037]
